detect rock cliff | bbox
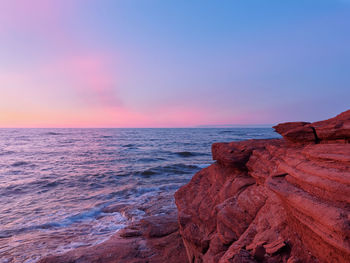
[175,110,350,263]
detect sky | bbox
[0,0,349,128]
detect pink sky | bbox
[1,0,349,127]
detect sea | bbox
[0,128,280,262]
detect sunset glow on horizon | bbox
[1,0,350,128]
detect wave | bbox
[174,151,207,157]
[0,127,281,262]
[218,130,235,134]
[175,151,196,157]
[0,178,63,197]
[139,170,157,177]
[196,163,211,169]
[0,222,62,238]
[0,206,115,238]
[218,130,247,135]
[135,163,201,177]
[0,150,15,156]
[122,144,135,147]
[11,161,31,167]
[44,132,62,136]
[137,157,166,162]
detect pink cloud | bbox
[0,0,121,109]
[0,0,129,127]
[0,50,121,115]
[1,1,272,128]
[45,53,122,108]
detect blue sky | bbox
[0,0,349,127]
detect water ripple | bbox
[0,127,279,262]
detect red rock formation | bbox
[175,110,350,263]
[39,213,186,263]
[39,194,187,263]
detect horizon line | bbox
[0,125,275,129]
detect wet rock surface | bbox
[39,110,350,263]
[39,194,187,263]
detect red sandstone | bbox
[39,195,187,263]
[39,110,350,262]
[175,109,350,263]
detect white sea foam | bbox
[0,127,279,262]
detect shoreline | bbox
[37,109,350,262]
[176,109,350,262]
[38,192,187,263]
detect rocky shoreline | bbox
[39,110,350,263]
[39,192,187,262]
[176,109,350,263]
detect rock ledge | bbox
[175,110,350,263]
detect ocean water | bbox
[0,128,279,262]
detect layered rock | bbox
[175,110,350,263]
[39,214,186,263]
[39,194,187,263]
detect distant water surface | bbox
[0,128,280,262]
